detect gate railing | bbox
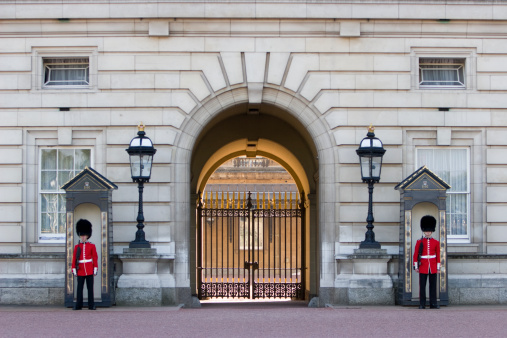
[197,191,305,299]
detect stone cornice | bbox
[2,0,507,21]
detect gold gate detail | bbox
[197,191,305,299]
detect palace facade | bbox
[1,0,507,306]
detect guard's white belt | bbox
[421,255,436,259]
[78,259,92,263]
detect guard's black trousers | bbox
[76,275,94,309]
[419,273,437,308]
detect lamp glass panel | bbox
[360,156,371,179]
[371,156,382,178]
[371,138,382,147]
[130,154,142,178]
[140,154,153,177]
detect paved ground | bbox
[1,301,506,338]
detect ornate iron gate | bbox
[197,191,305,299]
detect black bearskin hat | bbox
[420,215,436,232]
[76,219,92,238]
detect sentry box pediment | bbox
[395,165,450,306]
[61,166,118,192]
[62,167,117,308]
[395,165,450,192]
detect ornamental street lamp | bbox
[126,123,157,248]
[356,125,386,249]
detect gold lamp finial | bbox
[138,122,145,132]
[368,124,375,133]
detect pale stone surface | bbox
[0,187,22,203]
[340,21,360,37]
[486,205,507,222]
[285,54,319,92]
[487,186,507,203]
[191,54,226,92]
[149,20,169,36]
[340,92,374,108]
[0,129,22,145]
[357,74,400,90]
[301,73,330,101]
[180,72,210,101]
[306,37,350,53]
[205,37,255,52]
[487,245,507,254]
[1,226,22,242]
[172,91,197,114]
[259,38,306,54]
[0,168,22,183]
[339,205,401,223]
[98,55,135,71]
[245,52,267,83]
[0,55,31,71]
[487,129,507,145]
[399,4,446,19]
[487,168,507,183]
[220,52,243,85]
[486,148,507,164]
[135,55,191,71]
[487,226,507,242]
[437,128,452,146]
[0,149,22,164]
[330,74,356,90]
[314,92,340,114]
[266,53,290,85]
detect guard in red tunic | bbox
[71,219,98,310]
[413,215,441,309]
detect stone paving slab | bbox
[1,302,506,337]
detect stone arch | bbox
[172,86,336,303]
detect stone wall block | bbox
[0,168,22,183]
[320,54,373,71]
[0,129,22,145]
[301,73,330,101]
[266,52,290,85]
[285,54,319,92]
[245,52,267,83]
[220,52,243,85]
[191,54,226,91]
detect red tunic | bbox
[72,241,98,277]
[413,237,440,274]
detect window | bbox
[43,57,89,87]
[419,58,465,88]
[417,148,470,241]
[39,148,91,242]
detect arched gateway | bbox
[176,87,336,303]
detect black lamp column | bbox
[132,179,147,247]
[126,123,157,249]
[356,125,386,249]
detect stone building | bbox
[1,0,507,306]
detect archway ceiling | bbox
[191,103,318,194]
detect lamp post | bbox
[126,123,157,248]
[356,125,386,249]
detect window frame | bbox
[38,147,93,243]
[411,48,476,92]
[31,47,98,92]
[419,58,466,89]
[416,147,471,243]
[43,57,90,88]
